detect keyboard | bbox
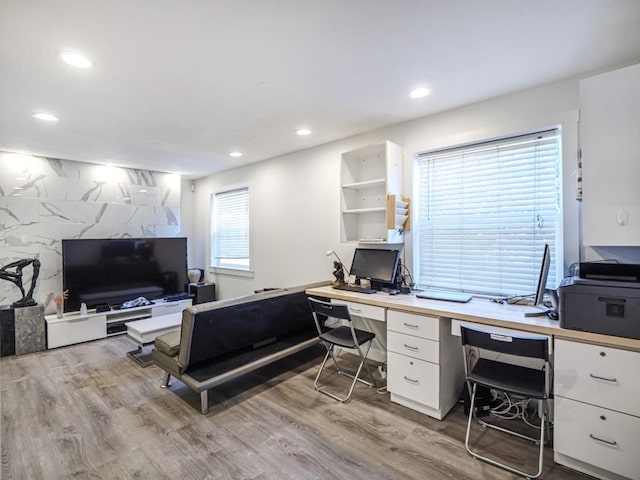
[416,290,472,303]
[333,284,377,294]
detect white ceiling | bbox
[1,1,639,178]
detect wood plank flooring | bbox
[1,336,588,480]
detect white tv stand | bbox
[45,298,192,349]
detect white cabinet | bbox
[386,310,463,420]
[580,63,640,246]
[45,299,191,349]
[554,338,640,480]
[47,314,107,349]
[340,141,408,243]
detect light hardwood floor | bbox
[1,336,587,480]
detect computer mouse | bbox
[388,290,399,295]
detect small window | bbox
[211,187,250,271]
[415,129,562,297]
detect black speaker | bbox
[188,283,216,305]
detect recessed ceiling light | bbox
[32,112,59,122]
[138,189,147,193]
[229,151,242,157]
[409,87,430,99]
[59,50,93,69]
[296,128,311,136]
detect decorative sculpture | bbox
[0,258,41,307]
[332,260,346,285]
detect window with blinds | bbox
[211,187,250,270]
[415,129,562,297]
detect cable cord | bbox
[490,392,543,429]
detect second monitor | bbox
[349,248,400,290]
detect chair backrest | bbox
[308,297,352,336]
[460,325,550,362]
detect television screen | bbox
[62,237,188,312]
[349,248,400,286]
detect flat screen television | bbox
[62,237,188,312]
[349,248,400,289]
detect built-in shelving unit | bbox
[340,141,408,243]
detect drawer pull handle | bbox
[589,373,617,383]
[589,434,617,447]
[403,344,419,351]
[351,308,362,313]
[404,376,419,384]
[403,322,419,329]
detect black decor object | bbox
[0,258,41,308]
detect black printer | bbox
[559,262,640,340]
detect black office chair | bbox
[460,325,551,479]
[308,298,377,402]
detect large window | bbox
[211,187,250,271]
[415,129,562,297]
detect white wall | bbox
[188,75,639,299]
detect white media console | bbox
[45,298,192,349]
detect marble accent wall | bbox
[0,152,182,311]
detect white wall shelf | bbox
[340,141,406,243]
[342,207,386,214]
[342,179,386,190]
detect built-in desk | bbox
[306,285,640,351]
[306,286,640,480]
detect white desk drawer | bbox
[388,331,439,363]
[388,310,439,340]
[387,351,439,409]
[47,314,106,349]
[333,300,385,322]
[555,339,640,416]
[554,396,640,480]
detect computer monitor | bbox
[525,244,551,317]
[349,248,400,288]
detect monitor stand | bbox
[524,289,558,318]
[524,306,550,318]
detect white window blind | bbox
[416,129,562,297]
[211,187,250,270]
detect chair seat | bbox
[469,358,546,399]
[319,326,375,349]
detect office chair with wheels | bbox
[308,297,377,402]
[460,325,551,479]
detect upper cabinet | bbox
[340,141,409,243]
[580,63,640,246]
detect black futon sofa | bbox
[151,281,330,413]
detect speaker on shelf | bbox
[188,282,216,305]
